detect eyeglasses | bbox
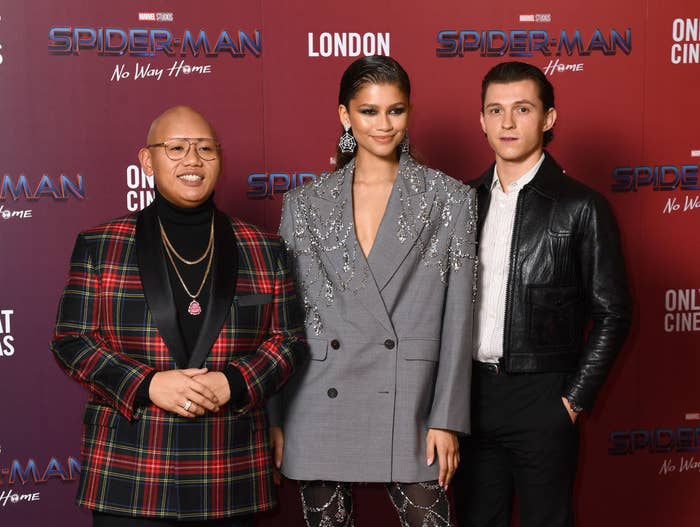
[147,138,220,161]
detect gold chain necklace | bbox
[159,217,214,265]
[159,219,215,316]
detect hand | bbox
[269,426,284,485]
[561,397,580,424]
[426,428,459,490]
[149,368,220,417]
[191,371,232,406]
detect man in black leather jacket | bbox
[453,62,631,527]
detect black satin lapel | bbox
[135,204,189,368]
[188,210,237,368]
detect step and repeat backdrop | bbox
[1,0,699,525]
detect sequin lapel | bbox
[306,160,395,335]
[289,155,475,336]
[367,156,435,292]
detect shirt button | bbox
[384,339,395,350]
[330,339,340,350]
[327,388,338,398]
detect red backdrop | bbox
[1,0,699,525]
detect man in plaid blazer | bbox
[51,106,307,526]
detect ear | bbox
[338,104,350,129]
[543,107,557,132]
[138,147,154,176]
[479,111,487,134]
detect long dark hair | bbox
[335,55,412,169]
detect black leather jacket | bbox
[472,152,632,411]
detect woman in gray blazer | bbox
[269,55,477,527]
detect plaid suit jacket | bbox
[50,204,307,521]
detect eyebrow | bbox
[485,99,537,108]
[356,102,406,107]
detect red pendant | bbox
[187,299,202,316]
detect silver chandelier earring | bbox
[400,132,410,154]
[338,124,357,154]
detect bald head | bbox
[138,105,221,209]
[146,105,217,144]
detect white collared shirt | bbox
[474,154,545,363]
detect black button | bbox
[327,388,338,398]
[330,339,340,350]
[384,339,395,350]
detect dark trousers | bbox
[453,365,579,527]
[93,512,255,527]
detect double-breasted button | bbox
[327,388,338,398]
[384,339,395,350]
[330,339,340,350]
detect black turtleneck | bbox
[135,189,247,409]
[156,188,214,353]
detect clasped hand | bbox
[149,368,231,418]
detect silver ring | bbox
[183,400,192,411]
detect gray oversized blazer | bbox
[270,154,477,482]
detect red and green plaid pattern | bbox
[51,213,306,520]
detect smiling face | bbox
[339,82,410,162]
[138,106,220,208]
[480,79,556,170]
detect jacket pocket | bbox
[308,337,329,361]
[402,338,440,362]
[234,293,273,306]
[82,402,119,428]
[528,285,581,348]
[81,403,120,462]
[233,293,273,329]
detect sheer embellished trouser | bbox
[299,480,451,527]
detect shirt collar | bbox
[491,153,545,193]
